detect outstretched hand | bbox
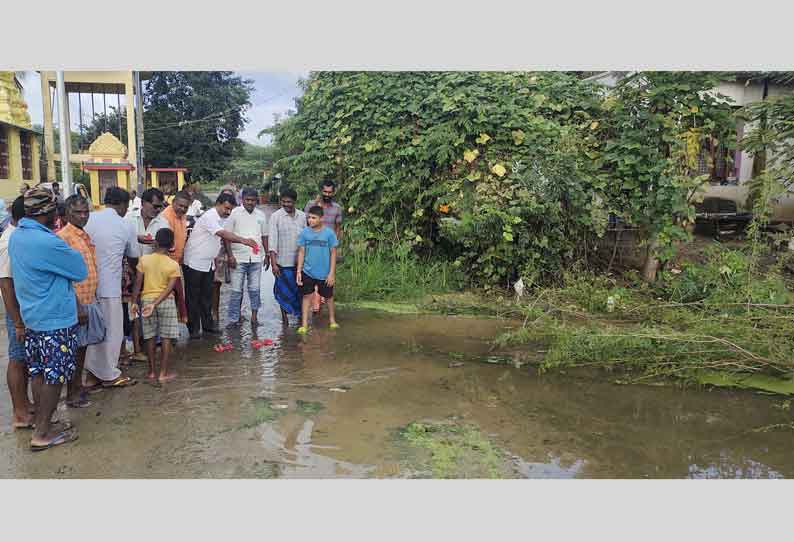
[296,270,303,286]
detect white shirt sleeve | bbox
[207,210,224,236]
[0,228,13,279]
[224,209,236,233]
[125,220,142,258]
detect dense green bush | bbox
[269,72,605,287]
[268,72,740,287]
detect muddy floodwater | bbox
[2,269,794,478]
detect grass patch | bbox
[239,397,285,429]
[494,251,794,392]
[336,246,464,304]
[397,420,511,479]
[295,400,325,416]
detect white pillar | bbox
[56,71,73,197]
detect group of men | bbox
[1,178,343,451]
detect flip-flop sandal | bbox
[30,428,78,452]
[84,382,105,394]
[12,421,35,430]
[102,376,137,388]
[49,420,74,433]
[66,393,92,408]
[130,352,149,362]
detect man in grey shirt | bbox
[84,187,141,389]
[269,187,306,324]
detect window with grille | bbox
[0,127,9,179]
[696,137,735,184]
[20,132,33,181]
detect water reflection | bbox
[2,270,794,478]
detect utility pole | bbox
[134,71,145,194]
[56,71,73,197]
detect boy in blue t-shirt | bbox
[296,205,339,333]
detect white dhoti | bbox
[85,296,123,382]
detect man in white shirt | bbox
[129,188,169,256]
[224,187,269,326]
[183,192,258,338]
[84,187,141,389]
[0,196,34,429]
[124,190,142,219]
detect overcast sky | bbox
[19,70,306,146]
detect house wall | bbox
[0,125,41,200]
[704,80,794,221]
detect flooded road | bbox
[2,268,794,478]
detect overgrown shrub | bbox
[269,72,606,287]
[658,246,791,306]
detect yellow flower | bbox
[60,344,68,353]
[463,149,479,163]
[491,164,507,177]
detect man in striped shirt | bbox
[58,195,99,408]
[269,187,306,324]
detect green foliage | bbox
[220,142,277,184]
[77,106,127,151]
[269,71,741,286]
[143,72,253,180]
[336,242,464,303]
[295,400,324,416]
[597,72,738,263]
[496,265,794,383]
[269,72,607,286]
[399,421,508,478]
[741,91,794,226]
[658,246,790,306]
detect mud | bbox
[2,266,794,478]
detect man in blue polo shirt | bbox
[9,187,87,452]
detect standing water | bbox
[1,207,793,478]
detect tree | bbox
[142,72,253,180]
[596,72,737,281]
[739,76,794,250]
[77,107,128,151]
[220,142,278,184]
[269,71,604,286]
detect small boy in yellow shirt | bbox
[131,229,182,382]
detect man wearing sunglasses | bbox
[131,188,169,256]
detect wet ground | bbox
[2,266,794,478]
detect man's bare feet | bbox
[12,413,35,429]
[146,372,157,381]
[158,372,177,383]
